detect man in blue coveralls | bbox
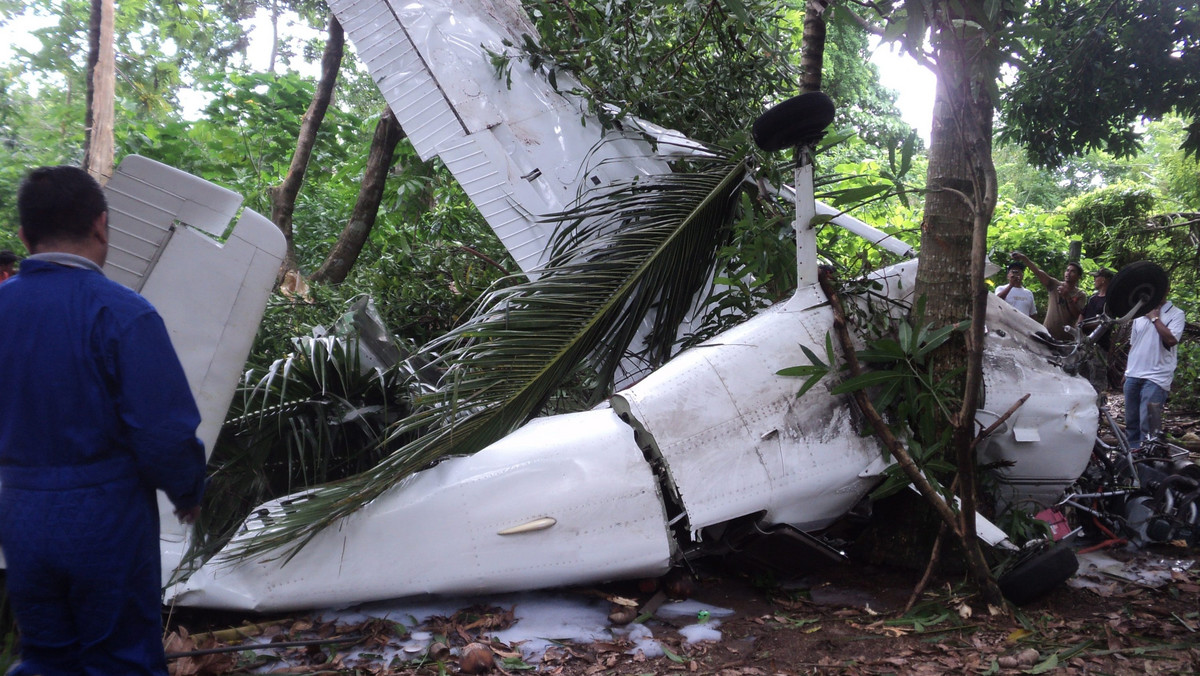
[0,166,207,675]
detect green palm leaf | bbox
[225,149,750,561]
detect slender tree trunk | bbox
[800,1,830,93]
[310,108,406,284]
[83,0,100,159]
[83,0,115,182]
[273,13,344,278]
[268,0,280,74]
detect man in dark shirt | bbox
[0,166,207,675]
[1080,267,1114,349]
[1077,267,1117,390]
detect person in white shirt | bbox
[996,262,1036,317]
[1123,295,1186,447]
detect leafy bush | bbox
[1170,340,1200,413]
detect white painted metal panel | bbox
[138,209,284,455]
[614,285,883,533]
[103,156,244,290]
[328,0,671,278]
[167,409,671,611]
[976,294,1098,508]
[101,156,286,583]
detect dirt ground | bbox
[165,399,1200,675]
[166,549,1200,676]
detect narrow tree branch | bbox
[818,271,963,535]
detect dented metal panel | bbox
[614,286,881,533]
[329,0,671,276]
[976,295,1098,508]
[168,409,671,611]
[100,156,287,582]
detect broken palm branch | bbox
[221,150,750,562]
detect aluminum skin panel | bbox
[103,156,244,291]
[100,156,286,583]
[863,260,1097,508]
[328,0,670,277]
[976,295,1098,508]
[613,284,884,533]
[167,409,670,612]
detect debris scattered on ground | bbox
[167,550,1200,675]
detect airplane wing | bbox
[329,0,671,277]
[328,0,914,268]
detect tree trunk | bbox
[310,108,406,284]
[83,0,115,182]
[800,1,830,93]
[268,0,280,74]
[911,1,1003,607]
[272,13,345,278]
[83,0,100,160]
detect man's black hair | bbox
[16,166,108,249]
[0,250,19,266]
[1066,261,1084,275]
[1007,262,1026,272]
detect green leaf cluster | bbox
[1002,0,1200,165]
[849,316,966,501]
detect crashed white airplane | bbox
[162,0,1100,611]
[0,0,1098,610]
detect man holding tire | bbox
[1123,293,1185,448]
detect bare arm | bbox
[1010,252,1059,291]
[1147,306,1181,349]
[1066,289,1086,317]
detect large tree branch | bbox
[310,107,405,285]
[272,13,345,277]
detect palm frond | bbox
[225,149,750,562]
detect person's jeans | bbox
[1123,376,1169,448]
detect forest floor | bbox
[166,397,1200,676]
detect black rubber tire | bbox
[752,92,835,152]
[998,543,1079,606]
[1106,261,1168,319]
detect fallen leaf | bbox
[1007,628,1033,642]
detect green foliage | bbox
[343,215,517,349]
[1143,116,1200,211]
[1061,182,1157,267]
[986,206,1078,313]
[854,317,967,501]
[993,505,1053,547]
[518,0,799,145]
[992,142,1145,211]
[778,296,967,503]
[514,0,911,152]
[776,334,837,399]
[817,150,924,275]
[192,320,426,563]
[1002,0,1200,165]
[1171,342,1200,412]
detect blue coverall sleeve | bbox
[111,310,208,511]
